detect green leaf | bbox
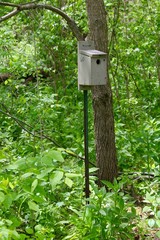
[3,194,13,210]
[148,219,155,228]
[102,180,114,190]
[34,224,42,231]
[9,216,21,228]
[65,173,82,178]
[0,150,6,160]
[119,198,124,210]
[69,206,81,216]
[37,167,54,179]
[89,167,99,173]
[7,158,26,170]
[156,231,160,238]
[143,206,152,213]
[99,209,106,216]
[42,150,64,165]
[65,177,73,188]
[11,230,20,239]
[31,179,38,193]
[21,172,34,179]
[157,210,160,219]
[25,227,34,234]
[156,220,160,228]
[0,192,5,203]
[56,202,65,207]
[28,201,39,212]
[51,150,64,162]
[119,223,128,229]
[50,171,64,190]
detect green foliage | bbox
[0,148,142,239]
[115,117,160,171]
[74,180,139,240]
[106,0,160,172]
[0,0,160,238]
[0,149,84,239]
[143,191,160,238]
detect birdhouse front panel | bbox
[90,56,107,85]
[78,41,107,90]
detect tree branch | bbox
[0,104,96,167]
[0,2,20,7]
[0,2,84,40]
[0,106,60,146]
[0,8,20,22]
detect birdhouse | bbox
[78,41,107,90]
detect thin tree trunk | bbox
[85,0,118,183]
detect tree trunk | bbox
[85,0,118,183]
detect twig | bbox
[0,105,96,167]
[118,171,157,180]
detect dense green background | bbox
[0,0,159,239]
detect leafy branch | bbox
[0,1,84,40]
[0,103,96,167]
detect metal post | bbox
[84,90,89,202]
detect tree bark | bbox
[85,0,118,183]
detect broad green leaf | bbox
[9,182,14,190]
[25,227,34,234]
[156,231,160,238]
[50,150,64,162]
[34,224,42,231]
[99,209,106,216]
[89,167,99,173]
[143,206,152,213]
[42,150,64,165]
[9,216,21,228]
[21,172,34,179]
[5,219,12,226]
[148,219,155,228]
[50,171,64,191]
[156,220,160,227]
[0,150,6,159]
[119,198,124,210]
[102,180,114,190]
[65,173,82,178]
[56,202,65,207]
[1,178,9,187]
[10,229,20,239]
[37,167,54,179]
[3,194,13,210]
[65,177,73,188]
[69,206,81,216]
[41,156,53,166]
[0,192,5,203]
[31,179,38,193]
[28,201,39,212]
[7,158,26,170]
[119,223,128,228]
[0,228,9,238]
[157,210,160,219]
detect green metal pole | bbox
[84,90,89,202]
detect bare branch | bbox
[0,8,20,22]
[0,106,60,147]
[0,2,84,40]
